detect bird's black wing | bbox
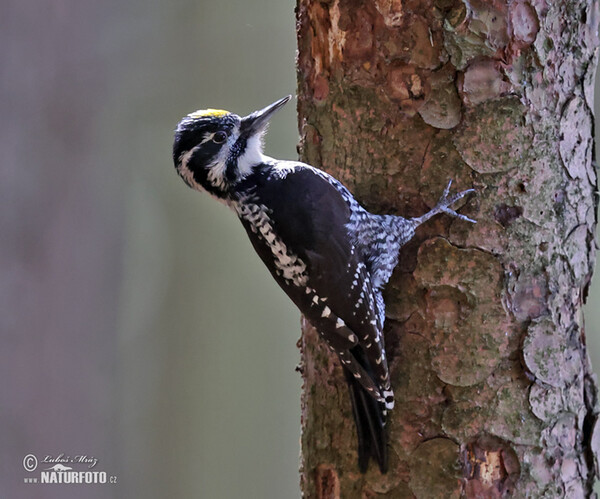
[237,163,392,472]
[239,165,391,398]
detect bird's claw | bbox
[434,180,476,224]
[441,206,477,224]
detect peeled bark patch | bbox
[453,97,533,174]
[564,224,591,281]
[559,96,593,181]
[460,60,512,105]
[374,0,404,28]
[507,272,548,322]
[408,438,461,498]
[485,368,540,446]
[418,64,462,129]
[316,465,340,499]
[442,383,495,441]
[443,0,506,70]
[510,1,539,44]
[529,382,563,422]
[413,238,511,386]
[523,319,582,388]
[463,435,520,497]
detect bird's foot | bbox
[430,179,476,224]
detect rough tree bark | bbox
[296,0,600,496]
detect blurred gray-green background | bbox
[1,2,599,498]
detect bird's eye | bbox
[212,131,228,144]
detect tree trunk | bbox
[295,0,600,496]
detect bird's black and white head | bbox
[173,95,291,199]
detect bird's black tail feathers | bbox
[345,347,388,473]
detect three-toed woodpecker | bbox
[172,95,475,473]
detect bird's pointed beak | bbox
[240,95,292,137]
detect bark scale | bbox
[296,0,600,496]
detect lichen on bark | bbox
[296,0,599,496]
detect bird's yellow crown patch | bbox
[188,109,230,119]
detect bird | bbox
[172,95,475,473]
